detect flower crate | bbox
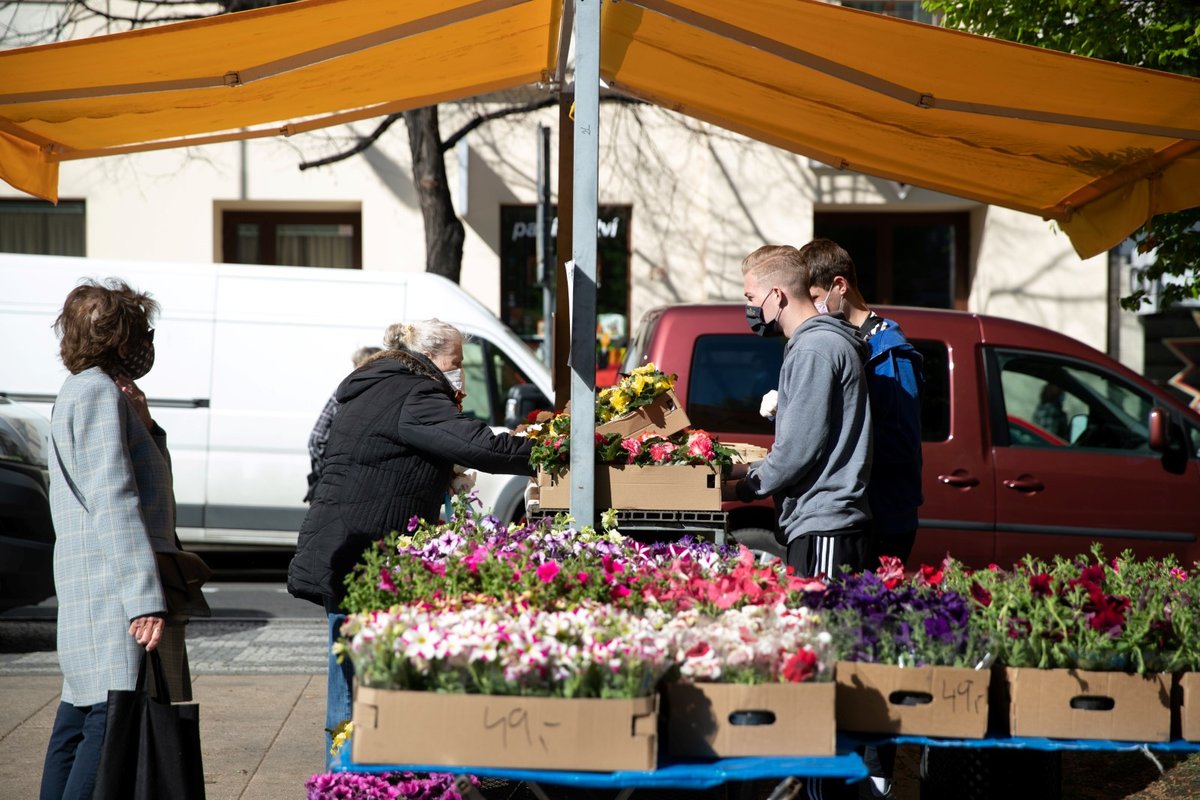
[666,682,835,757]
[536,463,721,511]
[352,688,658,771]
[1181,673,1200,742]
[596,388,690,440]
[835,661,990,738]
[1005,668,1170,742]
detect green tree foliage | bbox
[922,0,1200,309]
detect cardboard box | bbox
[1005,667,1170,742]
[537,463,721,511]
[597,389,690,440]
[1180,673,1200,742]
[666,681,835,757]
[835,661,989,738]
[352,687,658,771]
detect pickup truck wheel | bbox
[728,527,786,560]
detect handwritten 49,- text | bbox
[483,706,564,751]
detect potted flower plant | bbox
[803,560,993,738]
[940,546,1194,742]
[660,603,837,757]
[339,599,671,771]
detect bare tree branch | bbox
[297,113,403,171]
[440,97,557,153]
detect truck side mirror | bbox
[504,384,551,430]
[1148,406,1168,452]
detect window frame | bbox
[220,209,362,268]
[813,211,971,309]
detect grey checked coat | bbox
[50,367,189,706]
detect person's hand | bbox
[449,468,477,495]
[129,615,165,651]
[759,389,778,420]
[114,375,153,430]
[721,479,742,502]
[523,478,540,514]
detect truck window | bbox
[461,340,532,427]
[912,340,949,442]
[687,335,785,435]
[993,351,1153,453]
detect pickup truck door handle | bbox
[1003,477,1045,493]
[938,472,980,488]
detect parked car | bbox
[0,397,55,611]
[0,254,552,550]
[623,304,1200,569]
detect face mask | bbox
[116,339,155,380]
[745,290,783,337]
[815,286,842,317]
[443,369,464,393]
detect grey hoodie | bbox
[737,314,873,541]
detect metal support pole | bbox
[536,124,554,368]
[569,0,600,526]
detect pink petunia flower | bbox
[536,562,560,583]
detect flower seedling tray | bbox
[537,463,721,511]
[596,389,690,440]
[835,661,989,738]
[1005,667,1170,742]
[352,687,658,771]
[666,682,835,757]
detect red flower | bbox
[685,641,712,659]
[576,571,590,585]
[875,556,905,589]
[782,649,818,683]
[1029,573,1053,597]
[609,585,632,602]
[917,563,944,587]
[969,581,992,607]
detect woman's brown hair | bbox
[54,279,158,375]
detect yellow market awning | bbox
[600,0,1200,258]
[0,0,562,203]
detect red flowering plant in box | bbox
[940,544,1200,673]
[525,411,738,476]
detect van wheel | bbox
[728,527,786,560]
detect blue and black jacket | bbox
[860,315,924,537]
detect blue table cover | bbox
[884,735,1200,753]
[332,750,869,789]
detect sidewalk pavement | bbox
[0,617,331,800]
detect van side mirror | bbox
[1148,406,1168,452]
[504,384,552,430]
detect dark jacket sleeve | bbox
[396,382,534,476]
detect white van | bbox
[0,254,552,548]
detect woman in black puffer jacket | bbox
[287,318,533,765]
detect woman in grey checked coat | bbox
[40,279,191,800]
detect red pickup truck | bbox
[623,304,1200,569]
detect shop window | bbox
[221,210,361,268]
[0,199,85,256]
[499,204,631,366]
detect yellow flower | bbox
[329,720,354,757]
[610,390,631,414]
[632,362,657,377]
[631,373,650,396]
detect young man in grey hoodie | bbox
[729,243,873,579]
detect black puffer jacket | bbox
[287,349,533,607]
